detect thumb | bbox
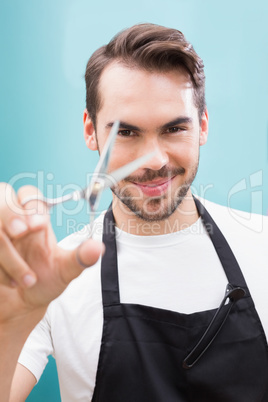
[59,239,105,285]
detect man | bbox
[1,23,268,401]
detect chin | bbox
[116,193,185,222]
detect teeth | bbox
[147,183,165,187]
[137,180,170,187]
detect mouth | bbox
[130,176,176,197]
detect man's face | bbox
[85,62,208,222]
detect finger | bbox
[0,228,36,288]
[0,183,49,239]
[57,239,105,285]
[17,185,49,231]
[0,183,29,239]
[0,266,17,288]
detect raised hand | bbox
[0,182,103,324]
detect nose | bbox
[140,139,169,171]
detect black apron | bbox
[92,198,268,401]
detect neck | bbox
[112,190,199,236]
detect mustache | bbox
[123,166,185,183]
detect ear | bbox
[83,109,98,150]
[199,108,209,146]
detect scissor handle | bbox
[21,190,83,209]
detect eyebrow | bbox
[106,121,142,132]
[161,117,193,130]
[105,117,193,133]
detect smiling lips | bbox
[131,177,175,197]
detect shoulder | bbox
[195,196,268,275]
[196,196,268,239]
[195,196,268,286]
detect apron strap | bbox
[101,207,120,306]
[194,196,249,289]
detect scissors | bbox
[21,121,154,229]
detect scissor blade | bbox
[93,120,120,176]
[103,151,156,188]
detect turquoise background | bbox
[1,0,267,400]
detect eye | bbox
[118,129,136,137]
[165,126,186,134]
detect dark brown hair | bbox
[85,23,206,127]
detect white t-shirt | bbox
[18,198,268,401]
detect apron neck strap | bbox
[101,207,120,306]
[193,196,248,288]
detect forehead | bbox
[97,61,196,123]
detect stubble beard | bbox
[111,161,199,222]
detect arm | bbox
[0,183,103,401]
[0,312,43,401]
[9,364,37,402]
